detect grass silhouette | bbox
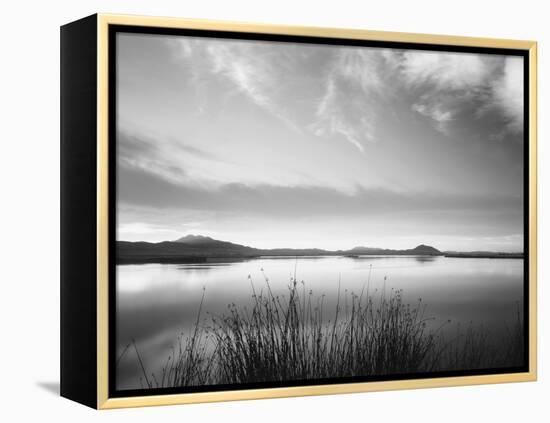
[123,271,524,389]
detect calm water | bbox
[115,256,523,390]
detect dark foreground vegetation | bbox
[121,272,524,389]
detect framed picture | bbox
[60,14,537,409]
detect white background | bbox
[0,0,546,421]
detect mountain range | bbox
[116,234,455,264]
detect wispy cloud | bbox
[311,49,396,151]
[401,51,495,90]
[401,51,492,135]
[117,128,222,187]
[118,129,186,184]
[172,38,318,132]
[311,77,370,152]
[411,101,454,135]
[310,48,524,147]
[169,38,524,148]
[489,56,524,134]
[172,39,395,153]
[400,51,523,139]
[206,43,295,126]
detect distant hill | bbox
[117,236,260,264]
[174,234,257,251]
[410,244,441,255]
[117,235,446,264]
[175,234,217,244]
[349,244,441,256]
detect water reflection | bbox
[116,256,523,389]
[414,256,437,263]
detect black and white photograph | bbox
[113,30,527,392]
[3,0,548,418]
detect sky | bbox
[116,32,524,252]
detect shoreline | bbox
[444,253,524,259]
[116,252,524,265]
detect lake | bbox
[115,255,523,390]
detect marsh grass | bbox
[209,271,442,383]
[125,271,524,388]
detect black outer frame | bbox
[60,14,98,408]
[107,25,530,399]
[59,15,531,409]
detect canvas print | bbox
[114,31,526,393]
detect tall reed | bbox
[127,272,524,387]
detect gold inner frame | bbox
[96,13,537,409]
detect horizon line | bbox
[116,234,524,254]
